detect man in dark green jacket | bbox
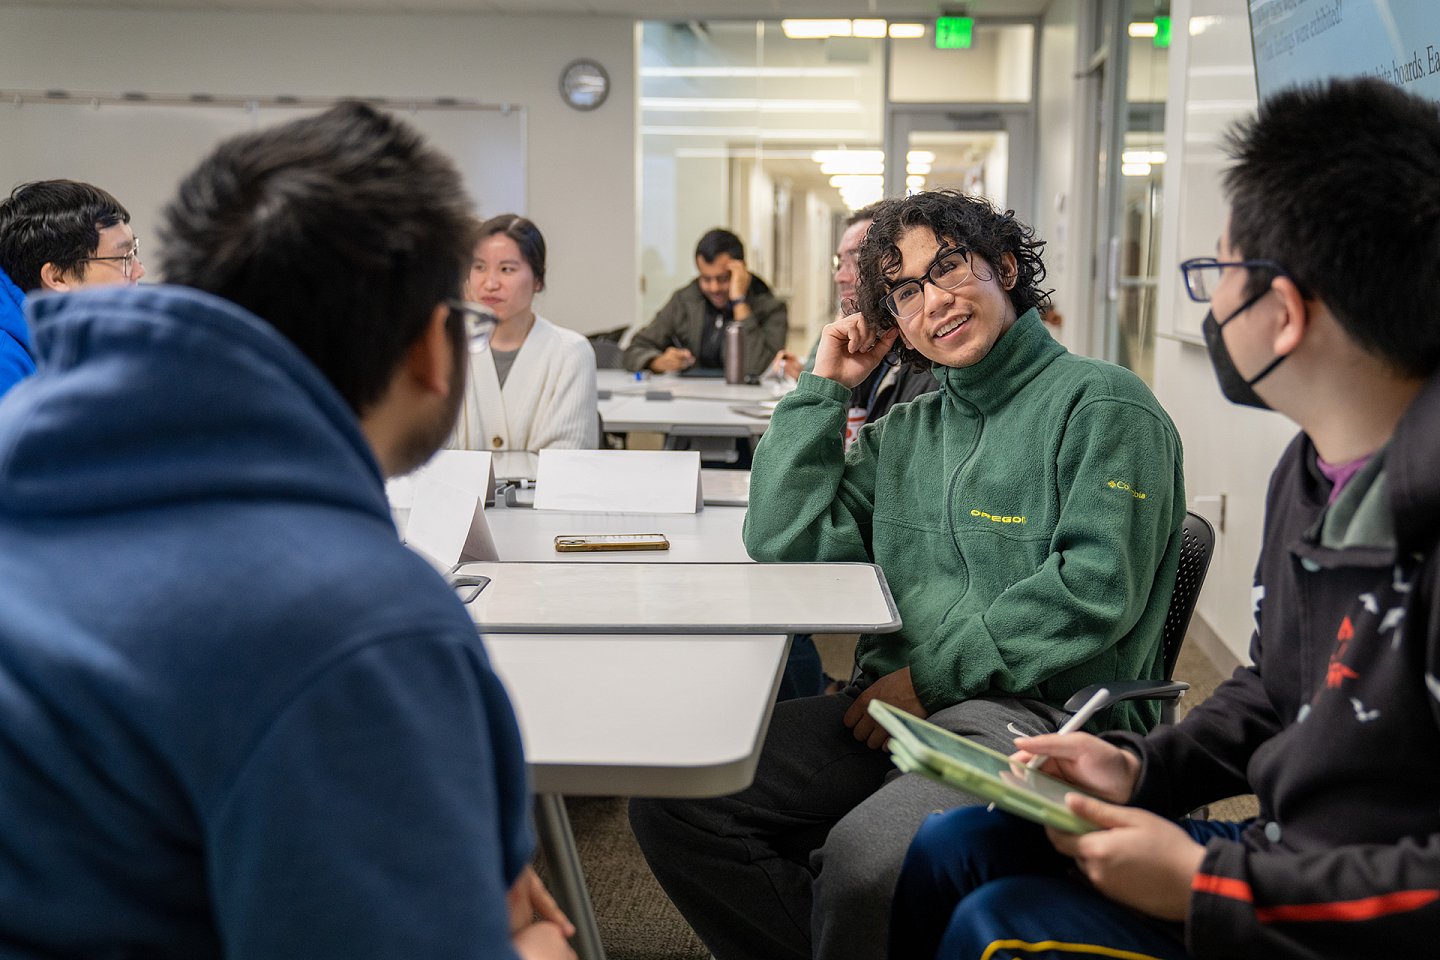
[631,191,1185,960]
[623,228,788,378]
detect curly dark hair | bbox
[855,190,1050,371]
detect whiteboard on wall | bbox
[0,95,526,282]
[1250,0,1440,102]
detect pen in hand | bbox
[1026,687,1111,770]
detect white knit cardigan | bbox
[450,315,598,453]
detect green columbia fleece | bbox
[743,308,1185,732]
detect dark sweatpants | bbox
[628,685,1069,960]
[891,806,1246,960]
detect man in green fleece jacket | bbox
[630,190,1185,960]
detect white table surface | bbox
[597,368,783,403]
[454,560,901,634]
[485,502,751,562]
[484,633,790,796]
[600,396,772,436]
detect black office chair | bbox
[1062,511,1216,726]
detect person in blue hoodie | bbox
[0,179,146,396]
[0,103,573,960]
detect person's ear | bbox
[39,262,78,292]
[405,303,457,398]
[1270,275,1311,358]
[996,252,1018,290]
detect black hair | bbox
[1223,77,1440,377]
[695,228,745,264]
[855,190,1050,371]
[160,101,474,415]
[0,180,130,292]
[476,214,546,290]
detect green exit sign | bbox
[935,16,973,49]
[1154,16,1172,48]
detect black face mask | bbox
[1202,289,1286,410]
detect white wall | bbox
[0,6,636,337]
[1035,0,1082,355]
[1154,0,1295,664]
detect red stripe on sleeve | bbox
[1191,873,1253,902]
[1255,889,1440,924]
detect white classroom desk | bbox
[484,502,751,562]
[485,633,789,797]
[596,368,780,403]
[456,561,901,635]
[599,395,771,437]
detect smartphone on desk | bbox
[555,534,670,553]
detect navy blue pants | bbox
[775,633,825,702]
[890,806,1247,960]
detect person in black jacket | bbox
[888,77,1440,960]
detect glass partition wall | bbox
[638,19,1040,354]
[640,22,885,352]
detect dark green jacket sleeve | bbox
[742,372,876,562]
[907,396,1183,713]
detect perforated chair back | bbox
[1160,512,1215,681]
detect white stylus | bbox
[1025,687,1111,770]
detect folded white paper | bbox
[389,450,499,567]
[534,449,704,514]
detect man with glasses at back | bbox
[0,180,144,396]
[630,189,1186,960]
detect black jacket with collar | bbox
[1109,370,1440,958]
[622,275,788,378]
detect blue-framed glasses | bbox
[1178,257,1288,302]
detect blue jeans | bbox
[890,805,1248,960]
[775,633,824,702]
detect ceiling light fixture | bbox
[781,20,853,39]
[889,23,926,39]
[1121,162,1153,176]
[852,19,888,38]
[1128,22,1159,38]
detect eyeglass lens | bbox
[884,250,989,319]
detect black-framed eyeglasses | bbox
[78,238,141,280]
[447,299,498,349]
[882,246,993,320]
[1178,257,1288,303]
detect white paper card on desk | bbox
[701,468,749,507]
[417,449,497,505]
[534,449,704,514]
[406,471,500,568]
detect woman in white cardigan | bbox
[451,214,598,454]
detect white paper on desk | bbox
[418,449,496,505]
[405,472,500,568]
[534,449,703,514]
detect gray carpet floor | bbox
[535,632,1260,960]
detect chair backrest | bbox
[589,337,623,369]
[1160,511,1216,680]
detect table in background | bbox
[596,368,781,403]
[484,502,750,562]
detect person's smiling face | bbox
[889,225,1018,369]
[467,233,539,324]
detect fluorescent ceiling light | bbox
[1121,150,1167,164]
[641,67,861,78]
[906,175,926,188]
[889,23,926,39]
[1121,162,1153,176]
[1189,16,1222,35]
[907,162,932,175]
[1128,22,1159,38]
[782,20,852,39]
[829,174,883,187]
[811,149,885,164]
[821,160,884,175]
[641,98,863,113]
[643,126,870,138]
[906,151,935,163]
[853,19,887,38]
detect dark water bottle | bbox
[724,321,745,385]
